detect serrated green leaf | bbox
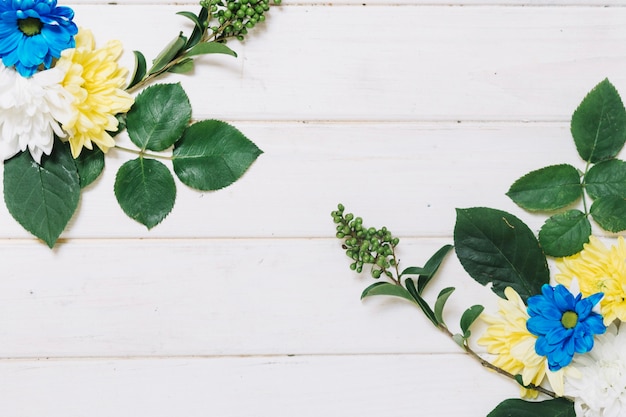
[585,159,626,199]
[360,282,414,303]
[405,278,438,327]
[454,207,549,303]
[538,210,591,257]
[416,244,454,294]
[506,164,582,211]
[571,78,626,163]
[172,120,262,191]
[590,196,626,232]
[434,287,455,326]
[460,304,484,339]
[149,32,187,75]
[487,398,575,417]
[185,41,237,58]
[74,147,104,188]
[168,58,195,74]
[4,143,80,248]
[126,83,191,152]
[128,50,147,89]
[114,158,176,229]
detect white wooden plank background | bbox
[2,1,624,416]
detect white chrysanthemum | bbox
[566,324,626,417]
[0,63,74,163]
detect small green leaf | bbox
[360,282,414,303]
[149,32,187,75]
[585,159,626,199]
[460,304,484,339]
[177,11,203,34]
[434,287,455,326]
[172,120,263,191]
[452,333,465,347]
[114,158,176,229]
[506,164,582,211]
[74,147,105,188]
[571,78,626,163]
[126,83,192,152]
[487,398,575,417]
[185,42,237,58]
[184,7,209,49]
[168,58,195,74]
[405,278,438,327]
[454,207,549,303]
[4,143,80,248]
[590,196,626,232]
[128,51,147,89]
[538,210,591,257]
[416,244,453,294]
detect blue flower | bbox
[0,0,78,77]
[527,283,605,371]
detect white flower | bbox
[565,323,626,417]
[0,63,74,163]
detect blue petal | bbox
[553,284,576,311]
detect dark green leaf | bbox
[585,159,626,199]
[590,196,626,232]
[149,32,187,75]
[506,164,582,211]
[168,58,195,74]
[405,278,438,327]
[416,244,454,294]
[128,51,147,89]
[571,78,626,163]
[487,398,575,417]
[360,282,414,304]
[538,210,591,257]
[459,304,484,339]
[434,287,455,325]
[126,83,192,152]
[114,158,176,229]
[185,42,237,58]
[177,11,203,34]
[172,120,263,191]
[185,7,209,49]
[74,147,104,188]
[4,143,80,248]
[454,207,549,303]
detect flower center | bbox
[17,17,43,37]
[561,311,579,329]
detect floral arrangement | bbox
[332,79,626,416]
[0,0,278,247]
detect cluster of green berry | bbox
[331,204,400,279]
[200,0,280,41]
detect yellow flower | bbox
[556,236,626,325]
[56,28,134,158]
[477,287,565,398]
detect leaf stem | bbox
[115,145,173,161]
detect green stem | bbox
[115,145,173,161]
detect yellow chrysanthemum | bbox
[56,28,134,158]
[556,236,626,325]
[477,287,565,398]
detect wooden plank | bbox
[0,354,521,417]
[0,237,509,357]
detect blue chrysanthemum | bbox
[527,284,606,371]
[0,0,77,77]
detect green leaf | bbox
[184,7,209,49]
[571,78,626,163]
[128,50,147,89]
[416,244,454,294]
[590,195,626,232]
[185,42,237,58]
[454,207,549,303]
[149,32,187,75]
[126,83,192,152]
[459,304,484,339]
[172,120,263,191]
[360,282,414,304]
[585,159,626,199]
[74,147,105,188]
[168,58,195,74]
[506,164,582,211]
[434,287,455,326]
[538,210,591,257]
[177,11,203,34]
[114,158,176,229]
[4,143,80,248]
[487,398,575,417]
[405,278,438,327]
